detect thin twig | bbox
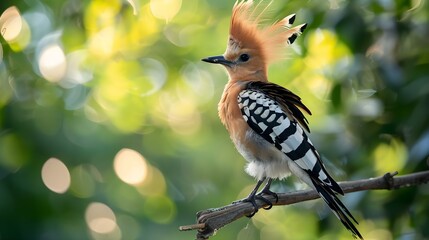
[179,223,206,231]
[179,170,429,239]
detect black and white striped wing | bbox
[237,83,364,239]
[237,84,341,194]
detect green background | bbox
[0,0,428,239]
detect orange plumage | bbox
[228,0,306,66]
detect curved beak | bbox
[202,55,233,67]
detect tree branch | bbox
[179,170,429,239]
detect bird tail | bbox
[310,178,364,239]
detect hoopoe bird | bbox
[202,1,363,239]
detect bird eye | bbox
[239,54,250,62]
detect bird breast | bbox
[218,81,293,180]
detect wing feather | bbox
[238,81,342,193]
[246,81,312,132]
[237,81,362,239]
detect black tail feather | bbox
[311,178,363,239]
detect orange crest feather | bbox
[229,0,306,64]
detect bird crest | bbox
[227,0,307,64]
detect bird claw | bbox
[235,178,278,217]
[236,196,258,217]
[258,189,279,204]
[241,194,274,217]
[258,195,273,210]
[256,195,273,211]
[256,188,279,210]
[246,208,257,218]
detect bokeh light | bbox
[38,44,67,82]
[61,50,93,88]
[351,98,384,119]
[85,202,118,234]
[114,148,148,185]
[142,195,176,224]
[0,7,22,42]
[126,0,139,15]
[181,63,215,103]
[0,133,29,172]
[0,6,31,51]
[70,164,97,198]
[366,229,393,240]
[251,204,318,239]
[302,29,352,100]
[166,97,201,135]
[136,165,166,197]
[306,29,352,67]
[150,0,182,21]
[139,58,167,96]
[116,215,141,240]
[0,44,3,64]
[373,138,407,175]
[88,27,115,58]
[41,158,71,194]
[90,60,149,132]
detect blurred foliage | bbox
[0,0,428,239]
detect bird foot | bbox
[239,194,273,218]
[257,189,278,210]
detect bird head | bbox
[202,0,307,82]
